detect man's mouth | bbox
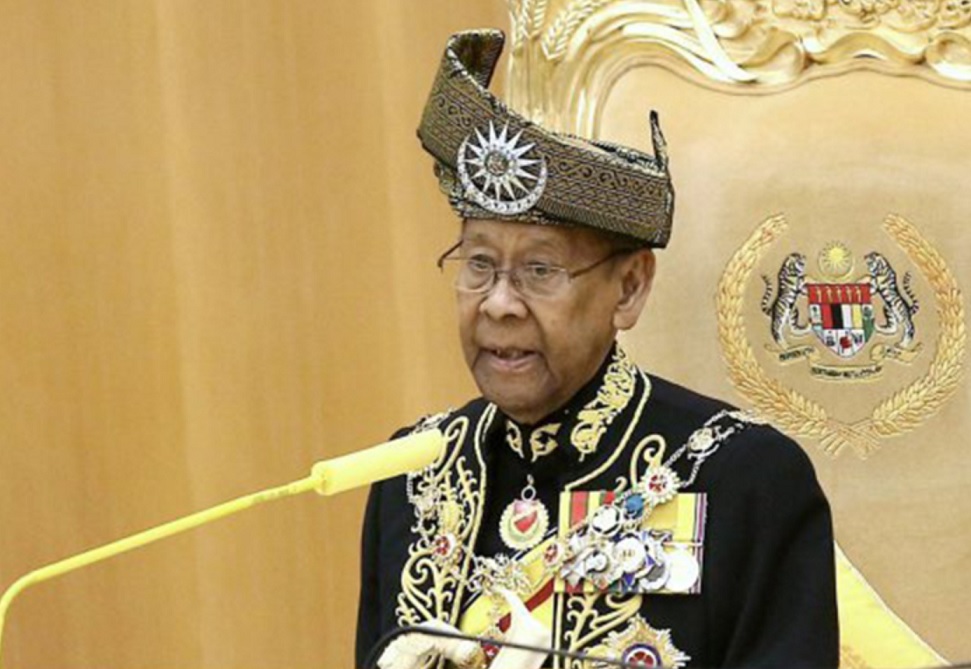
[489,348,533,360]
[481,347,539,371]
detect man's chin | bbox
[477,385,549,425]
[472,362,557,421]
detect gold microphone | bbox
[0,428,443,667]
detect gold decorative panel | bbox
[505,0,971,134]
[505,0,971,665]
[716,213,965,459]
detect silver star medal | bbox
[457,120,547,216]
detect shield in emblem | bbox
[512,500,539,533]
[807,283,875,358]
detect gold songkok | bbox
[418,29,675,247]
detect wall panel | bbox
[0,2,505,667]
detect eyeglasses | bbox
[436,240,631,300]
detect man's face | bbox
[455,219,631,425]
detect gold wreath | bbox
[716,213,966,458]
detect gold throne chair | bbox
[504,1,970,665]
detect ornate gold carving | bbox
[541,0,616,61]
[866,216,965,439]
[571,348,638,460]
[505,0,971,135]
[508,0,553,47]
[716,213,966,458]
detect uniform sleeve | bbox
[707,429,840,668]
[355,481,383,669]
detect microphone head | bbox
[311,429,444,496]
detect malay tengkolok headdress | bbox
[418,29,675,247]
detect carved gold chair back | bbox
[506,1,971,665]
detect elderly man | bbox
[356,29,838,669]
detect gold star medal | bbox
[499,475,549,551]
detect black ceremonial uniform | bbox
[356,347,838,668]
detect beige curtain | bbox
[0,2,506,667]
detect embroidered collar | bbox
[502,346,637,463]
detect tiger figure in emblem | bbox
[865,251,920,349]
[761,252,811,347]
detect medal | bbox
[641,465,681,506]
[499,475,549,551]
[615,536,647,573]
[589,617,691,669]
[591,505,622,537]
[664,547,700,593]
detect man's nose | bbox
[479,272,529,320]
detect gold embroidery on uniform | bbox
[506,421,525,459]
[397,416,470,626]
[397,409,496,632]
[567,369,652,491]
[506,420,560,461]
[530,423,560,460]
[571,348,637,460]
[562,592,642,668]
[412,410,453,434]
[628,434,667,488]
[453,404,496,624]
[552,368,653,664]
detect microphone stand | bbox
[0,428,443,668]
[0,470,322,664]
[365,627,971,669]
[364,625,640,669]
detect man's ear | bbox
[612,249,656,331]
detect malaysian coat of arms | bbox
[717,213,965,458]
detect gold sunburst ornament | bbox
[457,120,548,216]
[819,241,854,279]
[586,616,691,669]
